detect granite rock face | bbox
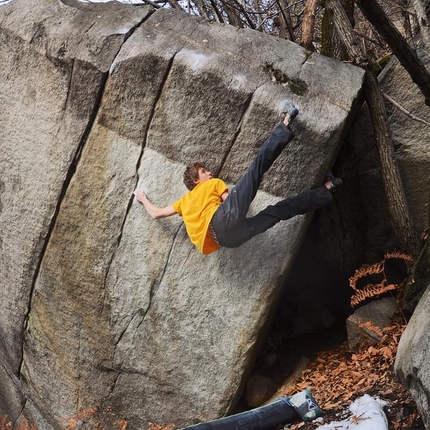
[395,280,430,430]
[0,0,364,427]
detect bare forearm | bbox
[141,197,160,218]
[134,190,176,219]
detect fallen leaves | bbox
[0,417,37,430]
[279,315,423,429]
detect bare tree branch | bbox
[275,0,297,41]
[209,0,224,23]
[221,0,245,27]
[382,92,430,127]
[167,0,184,10]
[356,0,430,107]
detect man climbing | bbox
[134,102,342,255]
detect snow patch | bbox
[318,394,388,430]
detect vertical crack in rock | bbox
[100,52,178,315]
[102,370,121,404]
[103,35,199,396]
[11,398,27,428]
[102,51,181,392]
[95,13,162,313]
[216,92,254,176]
[18,66,110,378]
[115,308,145,349]
[134,51,177,182]
[109,224,182,380]
[62,58,75,121]
[76,334,83,412]
[141,224,183,320]
[96,8,154,69]
[301,50,313,66]
[133,42,196,311]
[103,37,198,296]
[0,357,23,411]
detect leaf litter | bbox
[278,315,424,429]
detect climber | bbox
[134,101,342,255]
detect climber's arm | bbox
[134,190,177,219]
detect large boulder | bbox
[0,0,364,427]
[395,280,430,429]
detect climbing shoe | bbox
[282,100,299,122]
[287,389,323,421]
[328,177,343,192]
[323,171,343,192]
[324,170,335,182]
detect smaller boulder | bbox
[346,297,398,350]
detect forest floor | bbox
[277,314,424,430]
[0,316,424,430]
[148,312,425,430]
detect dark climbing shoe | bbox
[282,100,299,122]
[287,389,323,421]
[324,170,334,182]
[328,177,343,192]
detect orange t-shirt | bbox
[172,178,228,255]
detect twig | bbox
[382,92,430,127]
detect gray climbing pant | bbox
[210,122,334,248]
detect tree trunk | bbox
[302,0,318,50]
[326,0,366,64]
[364,71,422,259]
[276,0,295,41]
[208,0,225,23]
[356,0,430,106]
[193,0,211,21]
[339,0,355,61]
[401,0,413,40]
[321,6,335,57]
[327,0,422,258]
